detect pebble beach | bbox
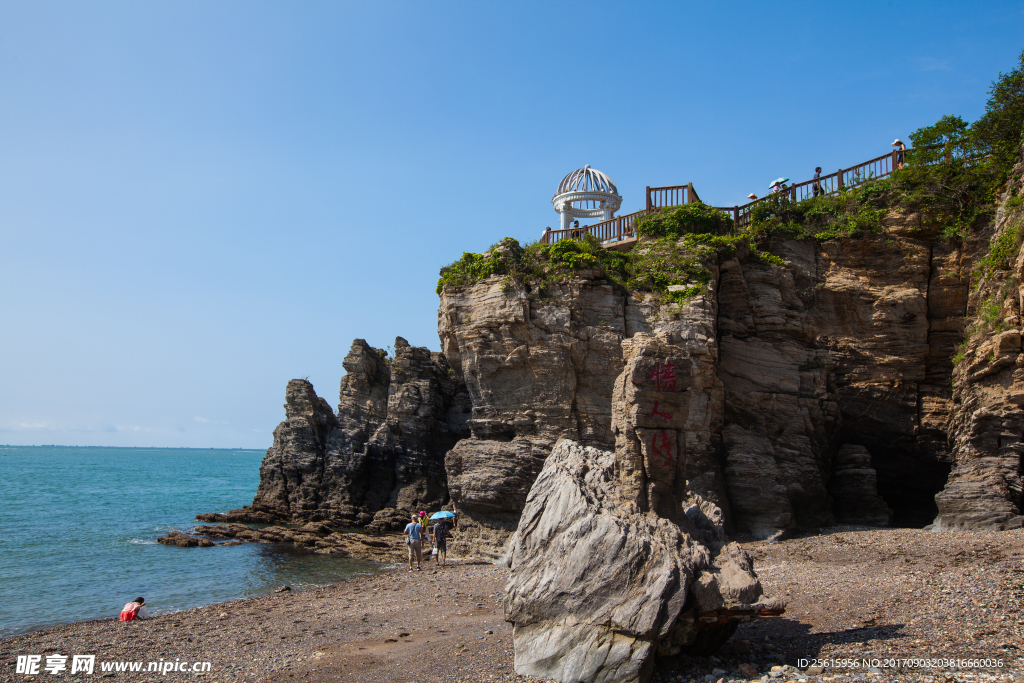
[3,527,1024,683]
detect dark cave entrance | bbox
[838,418,953,528]
[871,451,952,527]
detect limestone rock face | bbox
[504,440,783,683]
[437,274,635,553]
[207,338,470,529]
[935,153,1024,531]
[829,444,892,526]
[713,216,977,533]
[246,378,341,522]
[438,275,631,447]
[611,330,726,523]
[444,436,551,559]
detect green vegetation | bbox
[437,223,747,305]
[635,203,734,238]
[977,219,1024,273]
[437,235,626,296]
[747,183,890,242]
[623,231,743,304]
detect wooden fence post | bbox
[837,169,844,190]
[646,186,652,211]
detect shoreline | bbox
[3,527,1024,682]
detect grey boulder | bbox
[504,439,783,683]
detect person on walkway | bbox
[571,220,581,239]
[746,193,758,201]
[404,514,424,571]
[892,139,906,169]
[119,597,148,622]
[431,520,450,566]
[812,167,824,197]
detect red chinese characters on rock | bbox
[650,361,677,392]
[650,431,672,468]
[647,359,679,469]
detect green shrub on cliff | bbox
[746,154,1002,245]
[437,231,742,305]
[635,203,734,238]
[437,235,628,295]
[625,233,742,303]
[747,182,889,241]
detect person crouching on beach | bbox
[119,597,148,622]
[404,514,424,571]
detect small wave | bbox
[127,538,159,545]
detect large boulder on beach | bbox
[504,439,783,683]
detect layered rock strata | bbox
[438,275,631,556]
[201,338,470,530]
[437,244,734,555]
[935,153,1024,531]
[612,330,725,524]
[504,440,783,683]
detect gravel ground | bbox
[4,527,1024,683]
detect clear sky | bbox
[2,1,1022,448]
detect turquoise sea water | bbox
[0,446,383,638]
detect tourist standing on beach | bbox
[431,520,449,566]
[404,515,424,571]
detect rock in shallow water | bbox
[504,439,783,683]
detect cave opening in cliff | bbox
[871,450,952,528]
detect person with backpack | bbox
[403,514,425,571]
[431,520,450,567]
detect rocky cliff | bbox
[432,157,1024,543]
[935,154,1024,531]
[432,218,967,543]
[222,145,1024,547]
[201,337,470,530]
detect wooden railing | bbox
[729,149,908,229]
[542,208,652,245]
[647,183,700,210]
[542,146,958,245]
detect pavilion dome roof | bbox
[555,165,619,197]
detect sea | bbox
[0,446,385,638]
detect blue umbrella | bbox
[430,510,457,520]
[768,177,790,188]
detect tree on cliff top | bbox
[912,50,1024,174]
[973,49,1024,173]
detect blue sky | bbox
[2,1,1022,448]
